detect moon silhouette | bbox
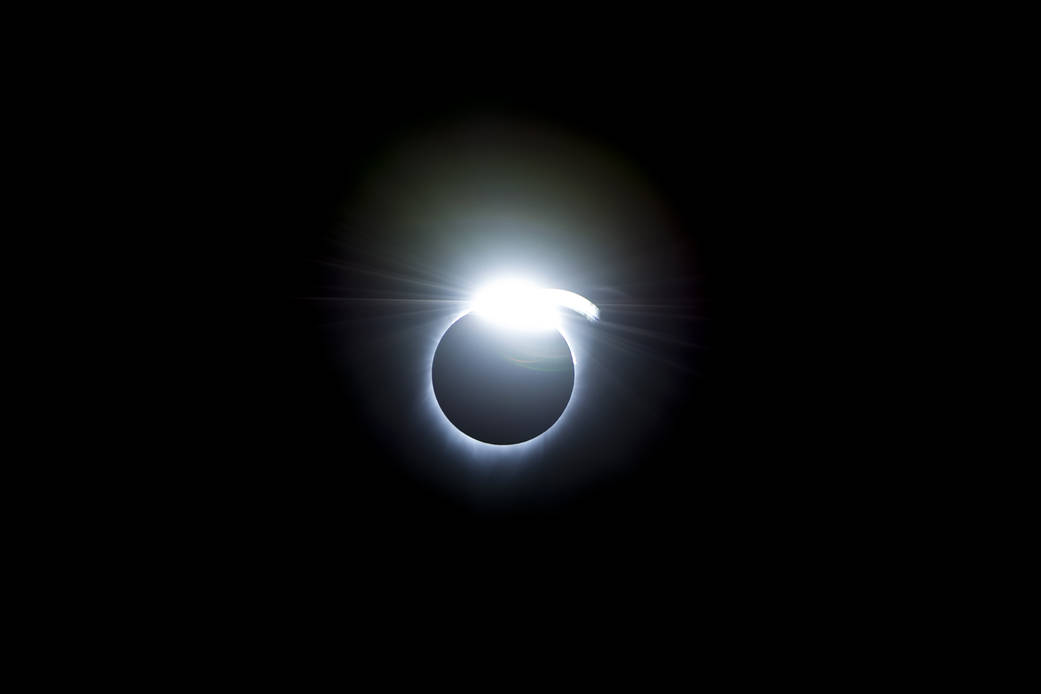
[432,312,575,445]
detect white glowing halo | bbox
[425,279,599,454]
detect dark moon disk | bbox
[432,312,575,445]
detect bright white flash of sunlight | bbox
[470,278,599,331]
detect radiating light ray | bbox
[595,318,707,348]
[598,302,703,308]
[319,305,462,331]
[313,258,472,295]
[303,297,469,305]
[598,303,704,315]
[327,239,472,291]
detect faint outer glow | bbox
[425,280,598,455]
[470,278,599,331]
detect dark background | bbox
[180,53,870,579]
[45,18,966,667]
[27,15,957,667]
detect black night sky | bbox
[179,53,867,573]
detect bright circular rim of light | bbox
[422,278,600,457]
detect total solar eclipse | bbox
[431,279,599,445]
